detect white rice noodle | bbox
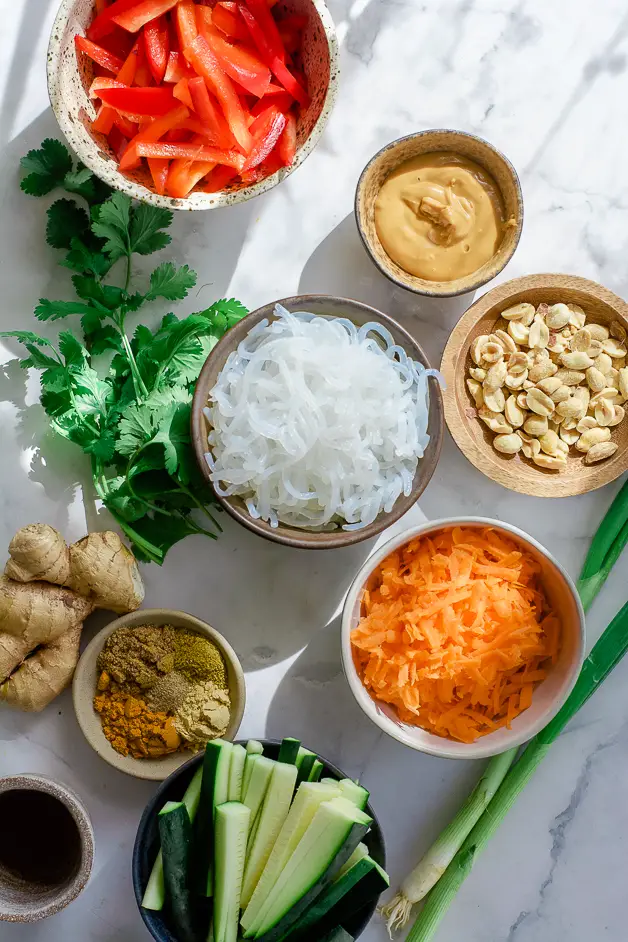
[207,305,435,530]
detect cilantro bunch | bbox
[2,140,247,564]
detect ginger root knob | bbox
[68,532,144,614]
[5,523,71,585]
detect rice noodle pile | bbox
[205,305,435,530]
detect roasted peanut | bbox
[609,404,625,427]
[585,366,606,393]
[478,407,513,434]
[560,351,595,370]
[576,427,611,452]
[502,302,536,322]
[508,321,530,345]
[539,430,560,455]
[526,387,555,417]
[585,442,618,463]
[570,327,592,353]
[523,414,549,437]
[595,398,615,426]
[545,303,571,330]
[588,324,610,342]
[533,452,567,470]
[483,387,506,413]
[619,367,628,400]
[604,338,628,359]
[560,426,580,445]
[528,319,550,349]
[466,379,484,408]
[494,329,517,354]
[505,395,526,428]
[484,359,507,390]
[493,433,523,455]
[568,304,587,329]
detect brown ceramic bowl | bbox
[355,129,523,298]
[441,273,628,497]
[47,0,339,209]
[191,295,444,549]
[72,609,246,780]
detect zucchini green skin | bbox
[158,803,197,942]
[279,857,389,941]
[295,754,317,786]
[278,738,301,764]
[194,740,233,896]
[253,821,370,942]
[307,760,323,783]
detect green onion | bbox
[379,746,517,933]
[577,479,628,612]
[405,599,628,942]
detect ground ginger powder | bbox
[174,681,231,750]
[94,672,182,758]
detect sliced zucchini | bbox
[295,754,316,786]
[243,753,259,797]
[241,761,298,908]
[158,802,196,942]
[277,738,301,764]
[228,744,247,802]
[142,766,203,911]
[241,782,341,932]
[243,756,274,827]
[336,780,369,811]
[295,747,315,770]
[195,739,233,896]
[308,760,323,783]
[335,842,369,881]
[278,856,389,940]
[250,798,372,940]
[247,740,265,756]
[213,802,251,942]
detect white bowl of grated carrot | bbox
[341,518,585,759]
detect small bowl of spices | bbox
[72,609,245,780]
[355,129,523,298]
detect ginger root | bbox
[0,524,145,712]
[5,523,71,585]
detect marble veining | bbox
[2,0,628,939]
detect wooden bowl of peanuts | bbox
[441,273,628,497]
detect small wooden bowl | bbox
[47,0,339,209]
[191,295,444,549]
[441,273,628,497]
[355,129,523,297]
[72,609,246,781]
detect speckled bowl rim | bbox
[72,609,246,780]
[354,129,524,298]
[0,774,94,923]
[341,516,585,760]
[46,0,339,210]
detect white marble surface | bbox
[2,0,628,939]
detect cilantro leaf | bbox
[137,314,222,388]
[197,297,249,333]
[129,203,172,255]
[60,237,112,277]
[0,331,61,371]
[153,401,193,482]
[91,192,131,260]
[64,165,111,204]
[117,402,158,456]
[58,330,89,369]
[103,476,147,522]
[88,326,124,356]
[35,299,93,321]
[147,262,197,301]
[132,324,154,354]
[72,275,124,310]
[21,139,72,196]
[126,514,210,563]
[46,199,90,249]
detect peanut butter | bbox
[374,152,506,282]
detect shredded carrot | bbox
[351,527,561,743]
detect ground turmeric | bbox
[94,672,182,759]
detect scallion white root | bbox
[380,745,517,935]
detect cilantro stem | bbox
[116,310,148,401]
[177,483,223,533]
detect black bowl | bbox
[133,739,386,941]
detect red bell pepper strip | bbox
[188,76,236,150]
[164,50,190,83]
[240,149,282,184]
[99,85,176,115]
[75,35,124,74]
[147,157,170,194]
[241,104,285,172]
[173,77,194,109]
[112,111,138,137]
[88,0,140,41]
[242,0,284,61]
[251,89,292,114]
[202,163,239,191]
[202,24,271,98]
[238,5,309,106]
[167,156,217,198]
[175,0,198,49]
[92,103,116,134]
[183,35,253,154]
[116,39,140,83]
[133,42,153,85]
[112,0,178,34]
[195,5,213,38]
[143,16,169,83]
[212,2,249,42]
[135,141,245,170]
[277,109,296,165]
[89,77,126,99]
[108,124,129,160]
[95,0,108,14]
[165,128,191,141]
[119,104,189,169]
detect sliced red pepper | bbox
[143,16,169,83]
[89,77,126,99]
[277,109,296,165]
[88,0,140,41]
[135,140,245,170]
[98,25,135,60]
[108,124,129,160]
[112,0,178,34]
[212,2,249,42]
[112,111,138,137]
[251,89,292,114]
[75,34,124,74]
[240,148,282,184]
[119,104,189,168]
[175,0,198,49]
[99,85,176,114]
[167,156,216,198]
[241,104,285,172]
[165,128,191,141]
[173,76,194,109]
[238,5,309,106]
[147,157,170,194]
[92,103,116,134]
[188,76,236,150]
[95,0,108,14]
[195,5,213,38]
[117,39,140,83]
[242,0,284,62]
[266,55,309,107]
[202,163,239,191]
[183,35,253,154]
[202,24,271,98]
[133,41,153,85]
[163,50,190,82]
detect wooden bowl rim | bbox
[191,294,444,549]
[441,272,628,497]
[354,128,524,297]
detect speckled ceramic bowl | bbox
[72,609,246,780]
[47,0,339,209]
[0,774,94,923]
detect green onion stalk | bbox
[405,598,628,942]
[577,478,628,612]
